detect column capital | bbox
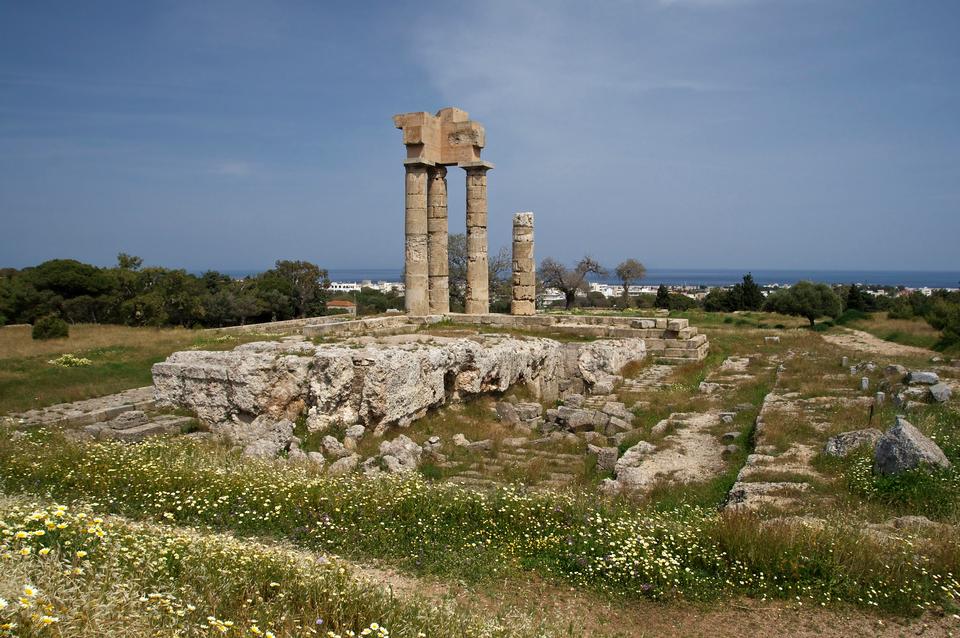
[403,158,435,168]
[428,165,448,178]
[459,160,494,172]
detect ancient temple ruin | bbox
[394,107,494,316]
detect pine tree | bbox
[655,284,671,309]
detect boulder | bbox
[423,435,442,452]
[239,417,295,459]
[601,401,633,423]
[823,428,882,458]
[378,434,422,473]
[495,401,519,425]
[345,424,366,440]
[591,374,618,395]
[515,402,543,421]
[610,441,657,489]
[929,383,952,403]
[906,371,939,385]
[587,444,619,473]
[885,364,908,377]
[874,417,951,475]
[327,453,360,476]
[563,394,585,408]
[452,433,470,447]
[322,435,351,459]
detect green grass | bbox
[1,432,957,615]
[0,324,279,414]
[1,495,540,638]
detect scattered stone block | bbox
[764,336,780,344]
[823,428,882,458]
[907,371,939,385]
[860,377,870,391]
[929,383,952,403]
[328,454,360,476]
[875,391,885,406]
[721,432,739,442]
[885,364,908,377]
[874,417,951,475]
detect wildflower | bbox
[39,615,59,625]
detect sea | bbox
[216,268,960,289]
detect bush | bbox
[31,315,69,340]
[762,281,842,327]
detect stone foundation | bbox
[153,334,646,436]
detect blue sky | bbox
[1,0,958,272]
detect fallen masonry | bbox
[152,333,648,438]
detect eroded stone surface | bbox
[154,335,646,437]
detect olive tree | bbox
[763,281,842,327]
[538,256,606,310]
[615,258,646,306]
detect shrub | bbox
[762,281,842,327]
[31,315,69,340]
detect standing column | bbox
[404,160,430,316]
[511,212,536,315]
[464,163,492,314]
[427,166,450,314]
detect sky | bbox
[1,0,958,273]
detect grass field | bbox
[0,324,280,414]
[1,317,959,635]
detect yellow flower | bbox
[19,547,31,556]
[23,585,37,597]
[39,615,59,625]
[76,550,88,558]
[38,548,51,556]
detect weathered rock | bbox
[591,375,618,395]
[378,434,422,473]
[609,441,657,490]
[606,416,632,435]
[885,364,908,377]
[452,433,470,447]
[155,335,645,437]
[721,431,739,442]
[307,451,326,466]
[650,419,670,436]
[515,402,543,421]
[699,382,722,395]
[563,394,585,408]
[153,341,315,424]
[466,439,493,452]
[907,371,939,385]
[423,435,442,452]
[722,444,739,456]
[587,444,619,473]
[929,383,952,403]
[109,410,149,430]
[601,401,633,423]
[242,418,295,459]
[874,417,951,475]
[823,428,882,458]
[345,424,366,440]
[322,435,351,459]
[495,401,519,425]
[327,453,360,476]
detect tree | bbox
[615,259,646,306]
[117,253,143,271]
[845,284,870,312]
[259,260,329,318]
[739,273,764,311]
[763,281,842,327]
[655,284,671,309]
[537,256,606,310]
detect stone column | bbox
[427,166,449,314]
[404,160,430,316]
[463,163,492,315]
[511,212,536,315]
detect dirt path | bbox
[822,328,935,358]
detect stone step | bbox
[512,448,583,462]
[102,416,191,443]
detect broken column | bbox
[463,162,492,315]
[511,212,536,315]
[427,166,449,314]
[404,160,430,316]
